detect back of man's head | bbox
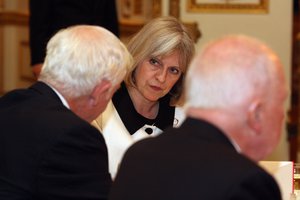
[184,35,288,161]
[39,25,132,99]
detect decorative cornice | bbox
[0,11,29,26]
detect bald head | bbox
[185,35,288,161]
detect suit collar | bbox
[180,117,236,151]
[29,81,63,104]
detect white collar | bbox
[229,137,242,153]
[45,83,70,109]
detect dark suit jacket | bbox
[0,82,112,200]
[109,118,281,200]
[29,0,119,65]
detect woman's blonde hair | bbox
[125,16,195,105]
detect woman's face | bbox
[133,51,182,102]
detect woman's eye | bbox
[169,67,181,75]
[149,58,160,66]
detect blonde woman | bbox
[93,16,195,178]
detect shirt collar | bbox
[46,83,70,109]
[229,137,242,153]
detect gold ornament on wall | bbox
[187,0,269,14]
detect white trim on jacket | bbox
[92,100,186,179]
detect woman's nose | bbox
[155,68,167,82]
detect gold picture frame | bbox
[187,0,269,14]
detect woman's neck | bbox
[127,85,159,119]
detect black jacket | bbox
[109,118,281,200]
[0,82,112,199]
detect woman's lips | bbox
[150,85,162,91]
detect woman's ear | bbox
[247,100,263,135]
[90,80,111,106]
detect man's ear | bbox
[247,100,263,135]
[90,80,111,106]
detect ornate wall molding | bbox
[0,11,28,26]
[187,0,269,14]
[0,10,31,94]
[169,0,201,43]
[119,0,200,42]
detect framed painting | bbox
[187,0,269,14]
